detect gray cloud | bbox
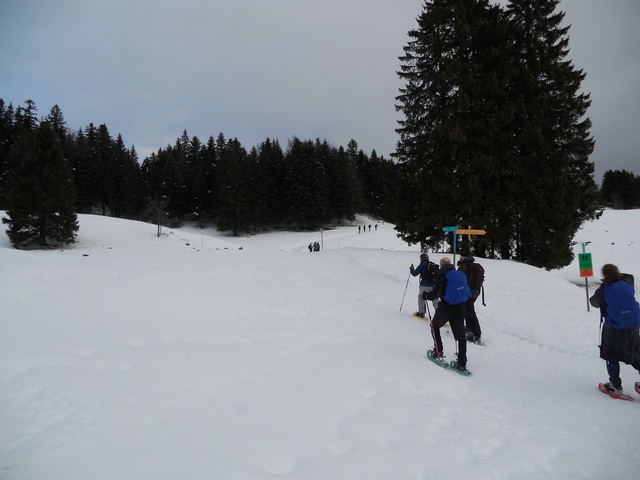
[1,0,638,182]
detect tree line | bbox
[2,0,638,269]
[0,98,400,243]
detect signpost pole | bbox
[442,226,458,262]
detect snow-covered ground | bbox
[1,209,639,479]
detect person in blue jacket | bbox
[409,253,438,318]
[590,263,640,396]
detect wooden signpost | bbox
[441,226,486,264]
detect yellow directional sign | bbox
[456,229,486,235]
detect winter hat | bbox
[460,249,471,257]
[420,253,429,261]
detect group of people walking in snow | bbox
[408,251,640,392]
[409,250,483,375]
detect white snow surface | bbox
[1,209,639,479]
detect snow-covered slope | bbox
[1,210,639,479]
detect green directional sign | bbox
[578,253,593,277]
[442,226,458,232]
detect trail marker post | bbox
[579,243,593,312]
[442,226,459,263]
[453,227,486,264]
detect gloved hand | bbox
[410,264,414,273]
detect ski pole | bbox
[399,272,411,312]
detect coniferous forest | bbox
[0,99,400,240]
[2,0,639,268]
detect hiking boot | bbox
[602,382,623,394]
[430,349,443,359]
[414,312,425,318]
[451,361,469,374]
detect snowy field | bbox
[1,209,639,479]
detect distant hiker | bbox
[457,249,484,344]
[308,243,313,253]
[409,253,438,318]
[358,225,361,234]
[369,224,372,231]
[590,264,640,397]
[426,257,472,374]
[375,224,378,231]
[313,241,320,252]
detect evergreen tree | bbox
[282,137,325,230]
[69,126,100,214]
[601,169,640,209]
[3,121,78,248]
[216,136,249,235]
[395,0,517,252]
[0,99,17,208]
[255,138,285,228]
[395,0,600,268]
[507,0,600,268]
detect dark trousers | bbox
[431,304,467,368]
[606,360,640,389]
[464,294,481,338]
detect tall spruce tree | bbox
[394,0,517,252]
[395,0,599,268]
[3,121,78,248]
[507,0,600,268]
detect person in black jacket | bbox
[426,257,469,373]
[589,264,640,396]
[457,249,482,343]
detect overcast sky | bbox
[1,0,638,182]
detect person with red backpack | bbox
[457,249,485,345]
[590,264,640,399]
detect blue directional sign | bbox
[442,226,458,232]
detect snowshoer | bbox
[409,253,438,318]
[457,249,483,344]
[426,257,471,374]
[590,264,640,397]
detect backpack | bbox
[421,262,439,283]
[604,280,640,329]
[444,269,472,305]
[467,262,485,289]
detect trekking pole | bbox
[399,272,411,312]
[599,314,604,343]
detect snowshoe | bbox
[426,349,448,369]
[598,383,633,402]
[449,360,472,377]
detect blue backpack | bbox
[444,270,472,305]
[605,280,640,329]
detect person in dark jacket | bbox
[589,263,640,396]
[457,249,482,343]
[409,253,437,318]
[426,257,469,373]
